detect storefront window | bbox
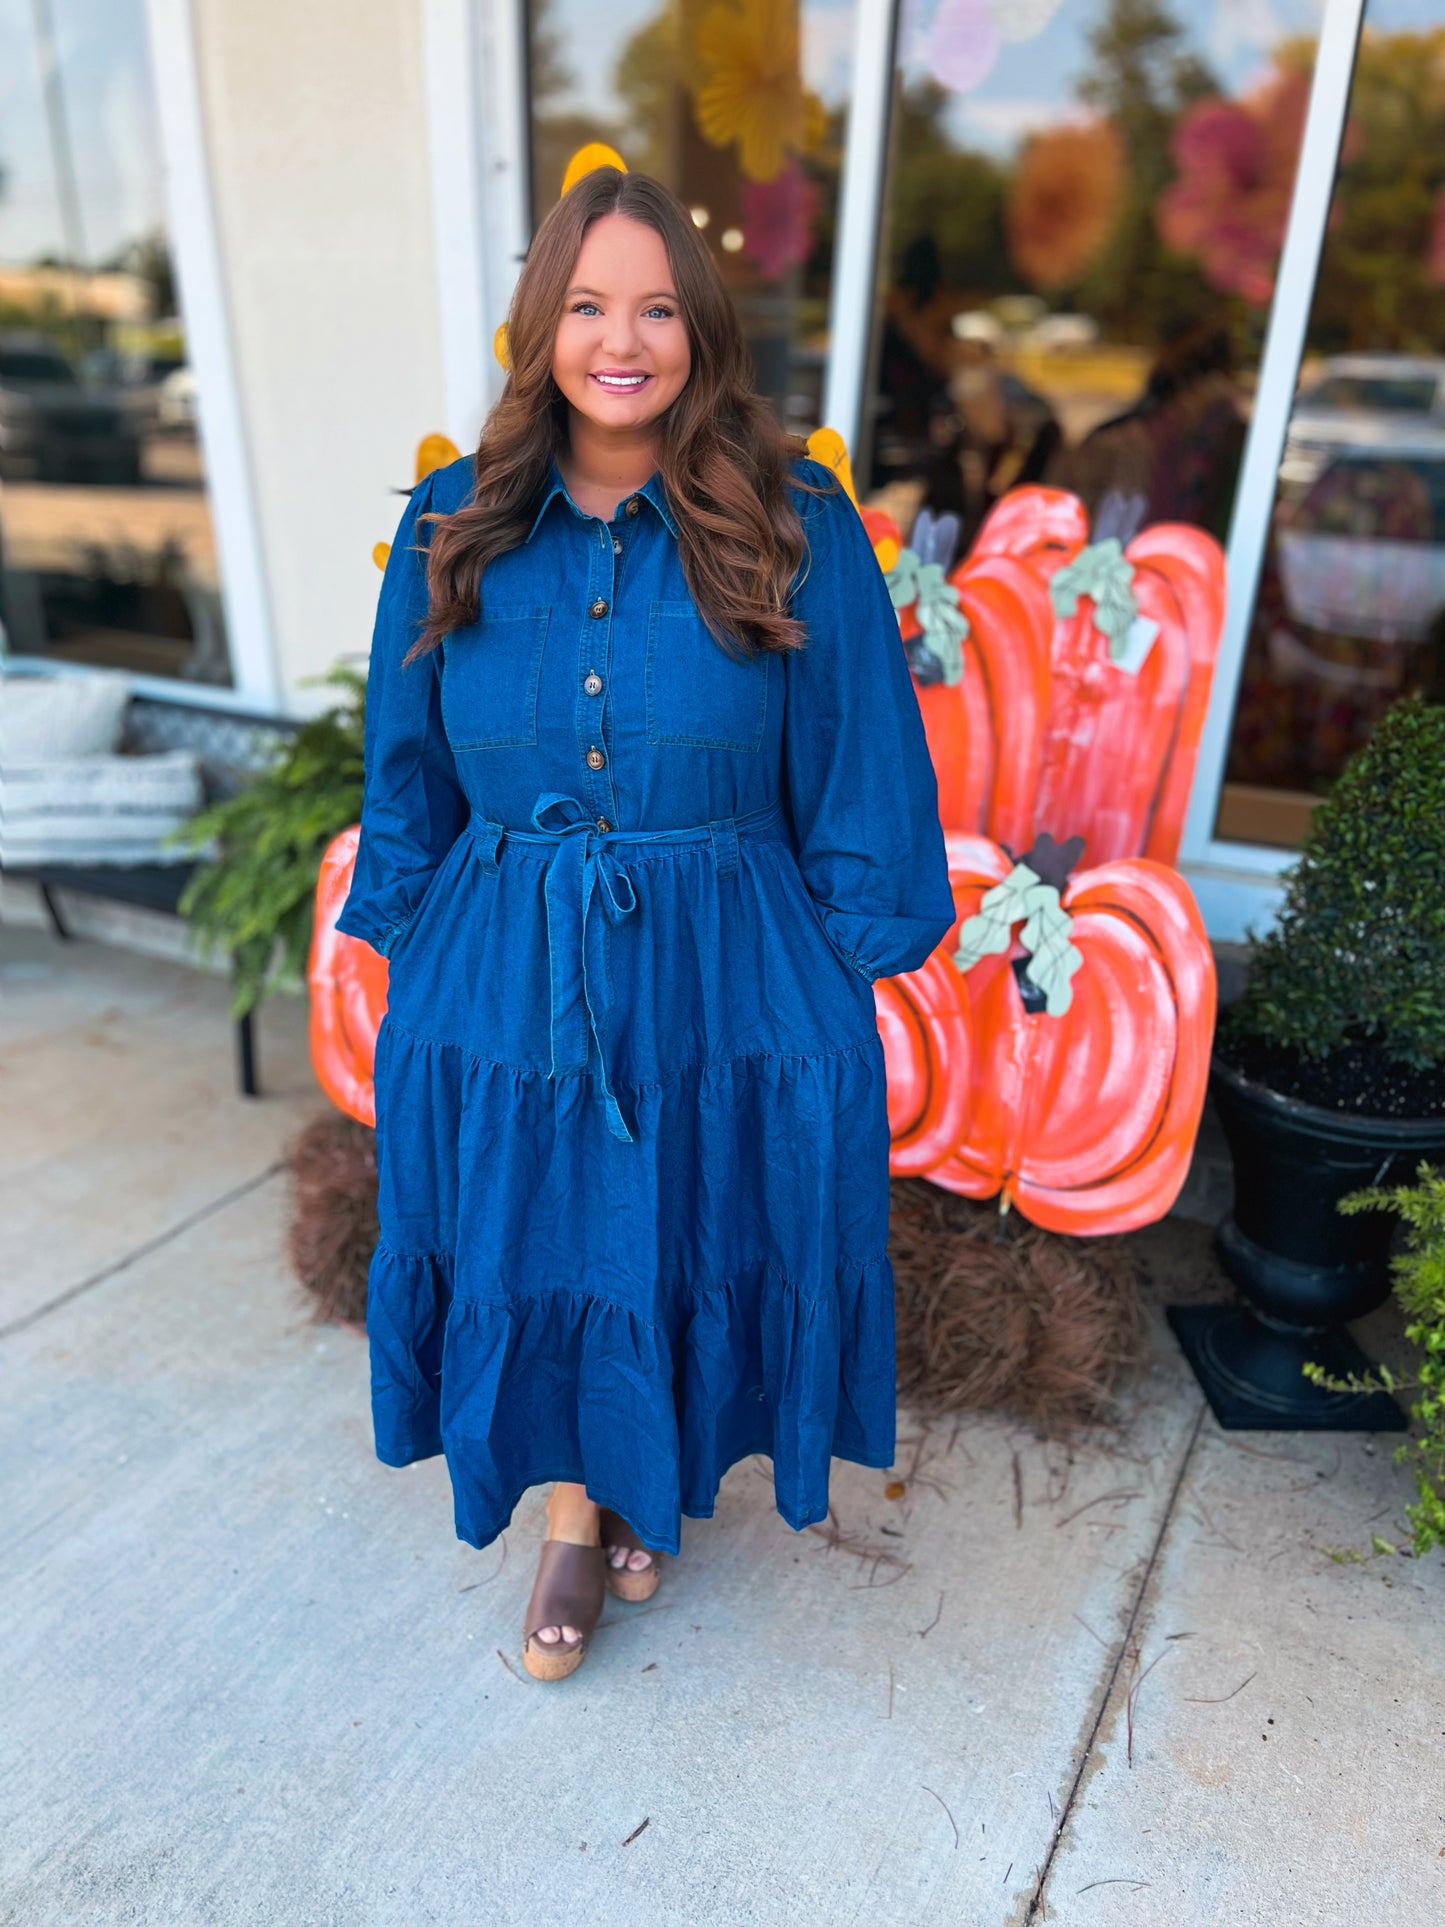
[864,0,1327,558]
[1216,0,1445,848]
[0,0,229,685]
[527,0,858,434]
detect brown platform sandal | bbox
[599,1507,664,1602]
[521,1539,607,1681]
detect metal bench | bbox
[6,691,299,1097]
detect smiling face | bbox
[550,214,692,439]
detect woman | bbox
[337,168,954,1682]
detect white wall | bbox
[190,0,448,709]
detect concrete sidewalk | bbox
[2,927,1441,1926]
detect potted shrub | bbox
[1168,697,1445,1429]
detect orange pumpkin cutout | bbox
[897,833,1217,1235]
[929,552,1054,851]
[308,826,388,1128]
[862,503,1054,847]
[970,486,1226,867]
[972,485,1089,572]
[872,950,973,1175]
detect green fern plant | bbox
[170,665,366,1018]
[1304,1162,1445,1556]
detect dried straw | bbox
[888,1178,1145,1434]
[286,1112,377,1324]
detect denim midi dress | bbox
[336,452,955,1556]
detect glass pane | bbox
[1217,0,1445,848]
[526,0,858,435]
[0,0,230,685]
[865,0,1327,549]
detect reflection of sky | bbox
[3,0,1443,269]
[0,0,161,268]
[902,0,1445,156]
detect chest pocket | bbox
[440,607,551,750]
[645,601,769,752]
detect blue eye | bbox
[569,299,675,320]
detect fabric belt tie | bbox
[467,793,779,1145]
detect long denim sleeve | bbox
[782,465,956,982]
[336,472,468,959]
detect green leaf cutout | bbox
[1049,537,1160,675]
[885,547,969,685]
[952,861,1085,1018]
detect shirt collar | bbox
[523,457,678,543]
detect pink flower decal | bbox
[926,0,1000,94]
[741,161,821,280]
[1155,67,1313,307]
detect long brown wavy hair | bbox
[407,168,831,664]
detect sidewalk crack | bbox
[0,1161,285,1340]
[1024,1396,1208,1924]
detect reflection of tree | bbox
[103,232,176,318]
[1292,28,1445,354]
[613,8,680,182]
[883,3,1225,346]
[1074,0,1218,341]
[529,0,625,219]
[886,80,1006,296]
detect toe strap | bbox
[523,1540,607,1643]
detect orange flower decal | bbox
[1005,120,1123,291]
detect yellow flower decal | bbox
[415,433,461,483]
[561,142,628,196]
[805,425,858,506]
[694,0,825,182]
[374,435,463,569]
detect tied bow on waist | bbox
[468,792,758,1144]
[530,792,639,1144]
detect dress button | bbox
[596,816,612,833]
[589,597,609,618]
[585,745,606,770]
[583,671,603,696]
[612,537,623,555]
[624,497,640,517]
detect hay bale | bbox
[287,1113,378,1325]
[280,1128,1143,1425]
[888,1178,1145,1433]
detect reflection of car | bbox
[157,367,199,430]
[1018,313,1100,352]
[1277,447,1445,642]
[0,335,143,485]
[1280,354,1445,490]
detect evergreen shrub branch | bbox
[1225,697,1445,1070]
[1304,1163,1445,1556]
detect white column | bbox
[821,0,900,464]
[143,0,279,707]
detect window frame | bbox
[448,0,1379,939]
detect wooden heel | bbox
[521,1539,606,1681]
[599,1507,664,1601]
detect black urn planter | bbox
[1167,1055,1445,1431]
